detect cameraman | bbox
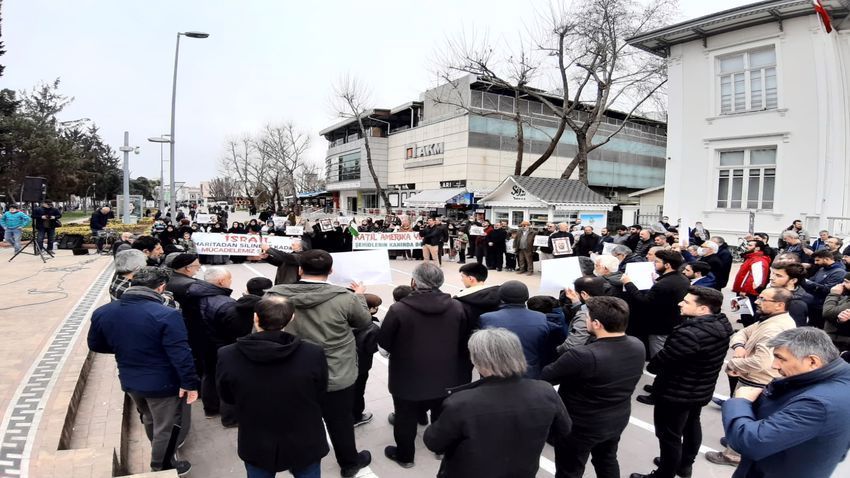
[32,200,62,253]
[90,206,113,254]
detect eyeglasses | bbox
[755,297,779,302]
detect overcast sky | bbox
[3,0,754,186]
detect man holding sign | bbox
[549,223,575,258]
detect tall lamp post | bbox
[148,134,171,213]
[169,31,209,215]
[118,131,140,224]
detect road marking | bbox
[241,262,267,277]
[628,416,719,454]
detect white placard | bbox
[602,242,617,255]
[338,217,353,227]
[319,218,334,232]
[273,216,287,228]
[624,262,656,290]
[539,257,583,295]
[328,250,392,286]
[679,217,690,247]
[192,232,294,256]
[195,213,214,224]
[732,296,754,316]
[469,226,485,236]
[552,237,573,256]
[286,226,304,236]
[533,235,550,247]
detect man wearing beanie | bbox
[233,277,274,340]
[166,253,206,378]
[479,280,551,378]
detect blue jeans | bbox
[37,228,56,251]
[244,461,320,478]
[6,227,22,252]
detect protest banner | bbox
[353,232,420,250]
[539,257,583,295]
[552,237,573,255]
[192,233,294,256]
[533,235,550,247]
[195,213,214,224]
[469,226,485,236]
[272,216,287,229]
[328,250,392,286]
[624,262,656,290]
[285,226,304,236]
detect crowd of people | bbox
[81,208,850,478]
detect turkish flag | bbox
[813,0,833,33]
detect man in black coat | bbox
[260,241,303,285]
[424,328,572,478]
[622,250,690,359]
[696,240,726,291]
[32,200,62,252]
[378,262,470,468]
[574,226,601,257]
[217,295,330,478]
[629,287,733,478]
[454,263,501,382]
[485,221,508,271]
[90,206,113,253]
[166,254,206,374]
[711,236,734,289]
[542,296,646,478]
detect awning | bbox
[404,188,467,208]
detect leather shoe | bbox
[636,394,656,405]
[340,451,371,477]
[384,446,414,469]
[705,451,740,467]
[653,457,692,477]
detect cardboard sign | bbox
[195,213,214,224]
[602,242,617,255]
[539,257,583,295]
[285,226,304,236]
[469,226,485,236]
[624,262,656,290]
[732,296,754,316]
[552,237,573,255]
[328,250,392,286]
[192,233,294,256]
[319,218,334,232]
[533,235,550,247]
[353,232,421,250]
[272,216,288,229]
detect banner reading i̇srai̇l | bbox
[192,233,295,256]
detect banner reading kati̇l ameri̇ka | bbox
[353,231,421,250]
[192,233,294,256]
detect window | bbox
[718,46,777,114]
[717,148,776,210]
[362,194,379,210]
[493,211,509,224]
[511,211,524,226]
[337,152,360,181]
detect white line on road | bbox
[241,262,266,277]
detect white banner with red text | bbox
[353,231,420,250]
[192,233,294,256]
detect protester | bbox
[265,249,373,476]
[419,217,443,264]
[594,254,623,294]
[112,232,135,256]
[423,328,571,478]
[695,240,724,290]
[549,222,575,258]
[542,296,645,478]
[453,263,501,330]
[722,328,850,478]
[352,294,382,427]
[622,250,690,360]
[260,241,304,285]
[479,281,550,378]
[710,236,734,289]
[514,220,537,275]
[612,225,629,245]
[682,261,716,289]
[31,200,61,252]
[574,226,600,257]
[801,249,847,328]
[538,223,556,261]
[485,220,508,271]
[612,245,646,274]
[705,287,796,467]
[87,267,198,475]
[777,219,809,249]
[378,262,469,468]
[559,276,609,354]
[629,286,733,478]
[633,229,653,258]
[732,239,771,324]
[235,277,272,335]
[768,261,813,326]
[1,204,31,253]
[109,249,156,302]
[823,273,850,352]
[132,235,165,266]
[216,296,330,478]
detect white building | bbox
[320,75,668,227]
[628,0,850,241]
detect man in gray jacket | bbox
[265,249,373,477]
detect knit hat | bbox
[170,253,198,270]
[364,293,383,309]
[499,280,529,304]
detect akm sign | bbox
[405,142,444,159]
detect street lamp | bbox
[169,30,209,215]
[148,134,171,213]
[118,131,140,224]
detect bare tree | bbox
[220,135,266,205]
[296,161,325,193]
[208,176,237,200]
[434,0,673,183]
[331,74,392,214]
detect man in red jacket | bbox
[732,240,772,322]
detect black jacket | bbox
[166,272,207,370]
[486,228,508,252]
[264,248,301,285]
[700,254,727,291]
[541,335,645,437]
[233,294,262,338]
[623,271,690,336]
[454,285,501,329]
[420,225,444,246]
[89,209,110,231]
[716,244,734,288]
[633,238,653,258]
[187,281,240,350]
[574,232,601,257]
[378,289,469,400]
[647,313,733,405]
[216,331,329,472]
[423,377,571,478]
[617,253,646,274]
[548,231,574,256]
[32,206,62,230]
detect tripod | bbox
[9,202,55,263]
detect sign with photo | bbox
[533,235,550,247]
[285,226,304,236]
[272,216,287,228]
[552,237,573,255]
[469,226,485,236]
[192,233,294,256]
[319,218,334,232]
[353,232,420,250]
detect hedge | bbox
[22,217,155,244]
